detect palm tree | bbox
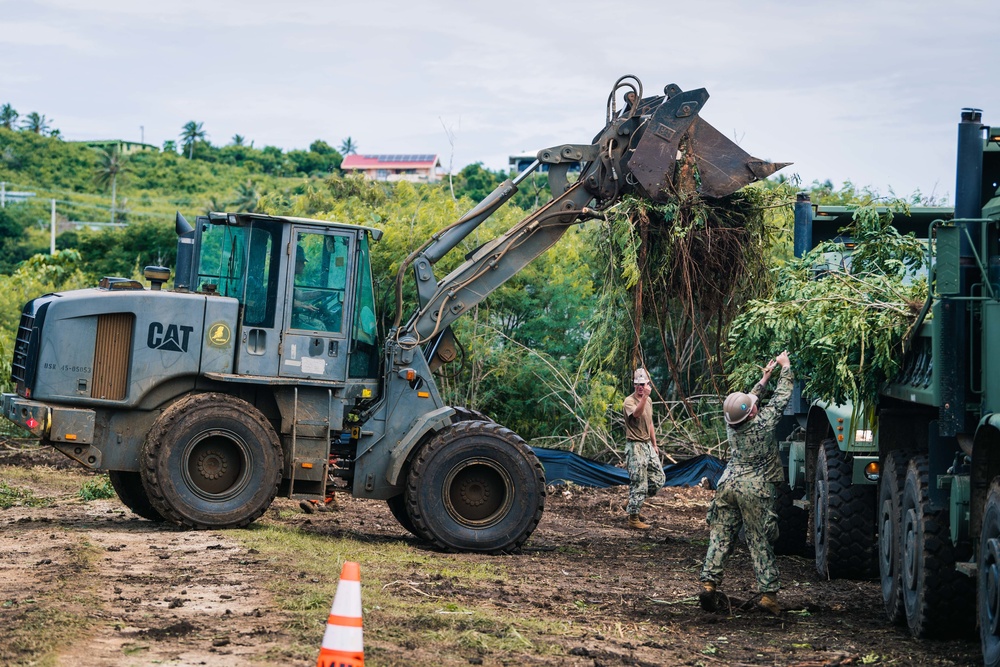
[339,137,358,155]
[21,112,51,135]
[0,104,18,130]
[180,120,206,159]
[93,146,132,224]
[232,179,259,212]
[231,134,245,146]
[204,195,230,214]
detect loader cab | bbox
[190,213,381,384]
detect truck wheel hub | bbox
[987,538,1000,636]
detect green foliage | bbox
[727,203,927,407]
[58,220,178,281]
[0,480,46,509]
[0,250,90,392]
[78,475,115,501]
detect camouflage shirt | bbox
[718,366,794,486]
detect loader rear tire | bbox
[387,493,428,540]
[900,454,974,639]
[406,420,545,553]
[140,393,283,529]
[814,438,877,579]
[878,450,910,625]
[109,470,164,522]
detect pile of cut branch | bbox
[727,205,927,408]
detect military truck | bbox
[776,109,1000,664]
[1,76,784,554]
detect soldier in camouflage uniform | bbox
[623,368,665,530]
[699,351,793,615]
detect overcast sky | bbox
[2,0,998,204]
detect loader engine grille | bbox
[11,310,35,391]
[91,313,134,400]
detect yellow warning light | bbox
[64,434,77,440]
[362,389,372,398]
[865,461,881,482]
[405,369,416,381]
[301,462,313,469]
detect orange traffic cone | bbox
[317,561,364,667]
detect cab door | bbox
[279,228,352,382]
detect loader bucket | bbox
[625,87,788,201]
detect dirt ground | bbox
[0,443,984,667]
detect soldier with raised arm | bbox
[699,351,794,615]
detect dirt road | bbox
[0,444,983,666]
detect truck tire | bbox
[979,478,1000,666]
[108,470,164,522]
[140,393,283,529]
[813,438,877,579]
[405,420,545,553]
[878,450,910,625]
[774,481,811,557]
[900,454,974,638]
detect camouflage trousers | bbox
[699,476,780,593]
[625,440,665,516]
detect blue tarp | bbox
[531,447,726,489]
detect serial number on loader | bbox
[58,364,92,373]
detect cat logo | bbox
[147,322,195,352]
[208,322,232,347]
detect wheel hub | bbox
[457,476,491,507]
[879,500,894,574]
[444,457,513,527]
[185,430,247,497]
[987,538,1000,637]
[196,450,229,480]
[903,507,918,592]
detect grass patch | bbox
[0,479,48,509]
[234,523,576,665]
[78,475,114,501]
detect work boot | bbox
[699,581,721,612]
[757,592,781,616]
[628,513,651,530]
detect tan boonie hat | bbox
[633,368,650,384]
[723,391,758,425]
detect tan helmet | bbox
[723,391,758,425]
[633,368,650,385]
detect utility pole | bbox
[50,199,56,254]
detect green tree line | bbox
[0,112,940,462]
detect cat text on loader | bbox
[1,76,785,553]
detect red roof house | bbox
[341,154,442,183]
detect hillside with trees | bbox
[0,105,936,461]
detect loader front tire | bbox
[140,393,282,529]
[406,420,545,553]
